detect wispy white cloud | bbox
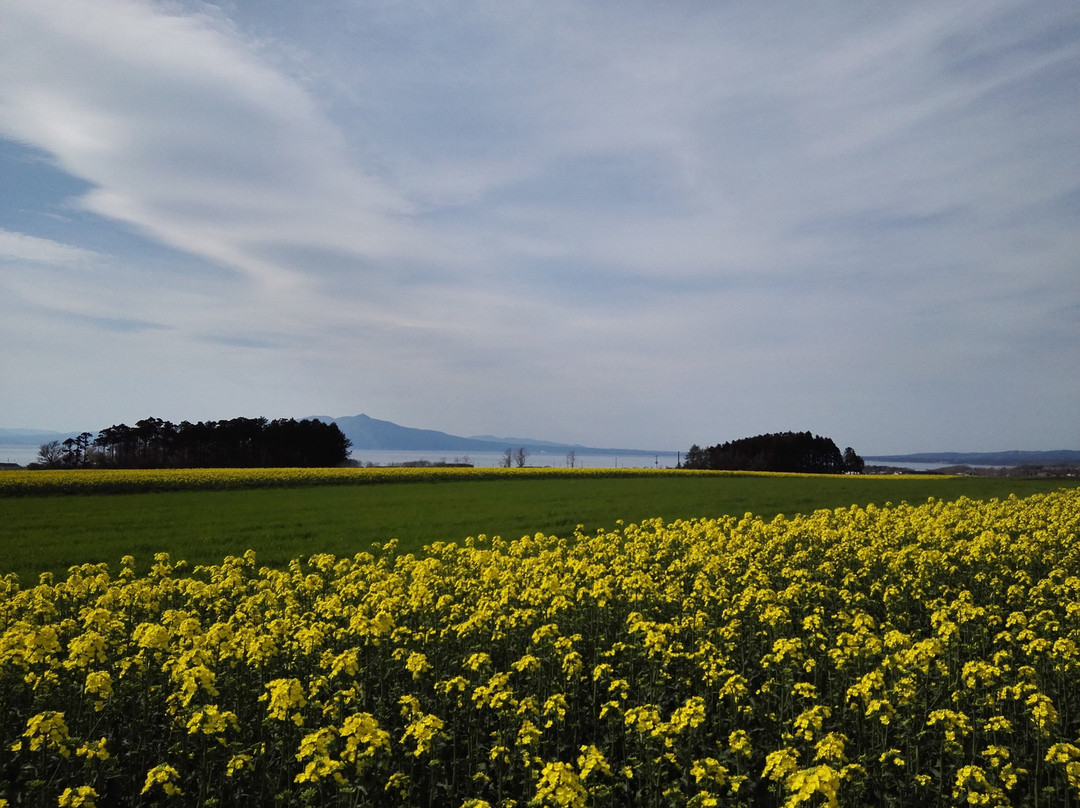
[0,0,408,290]
[0,229,99,266]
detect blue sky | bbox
[1,0,1077,454]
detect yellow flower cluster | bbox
[1,489,1078,807]
[0,465,757,496]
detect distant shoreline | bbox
[866,450,1080,466]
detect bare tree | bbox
[501,447,513,468]
[36,440,64,468]
[514,446,529,468]
[566,450,576,468]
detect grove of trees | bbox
[35,417,352,469]
[682,431,864,474]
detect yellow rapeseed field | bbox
[2,489,1079,806]
[0,466,914,497]
[0,466,509,495]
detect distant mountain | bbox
[310,413,662,456]
[0,428,81,446]
[312,414,504,452]
[865,450,1080,466]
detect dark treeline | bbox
[682,431,864,474]
[36,417,352,468]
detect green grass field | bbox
[2,471,1077,583]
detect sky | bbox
[1,0,1078,455]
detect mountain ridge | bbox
[0,428,82,446]
[865,450,1080,466]
[310,413,663,456]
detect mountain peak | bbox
[315,414,662,456]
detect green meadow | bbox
[2,471,1076,583]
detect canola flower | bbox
[0,465,778,496]
[0,489,1078,806]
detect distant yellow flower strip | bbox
[0,466,807,496]
[0,466,943,496]
[1,490,1078,807]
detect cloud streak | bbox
[0,0,407,289]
